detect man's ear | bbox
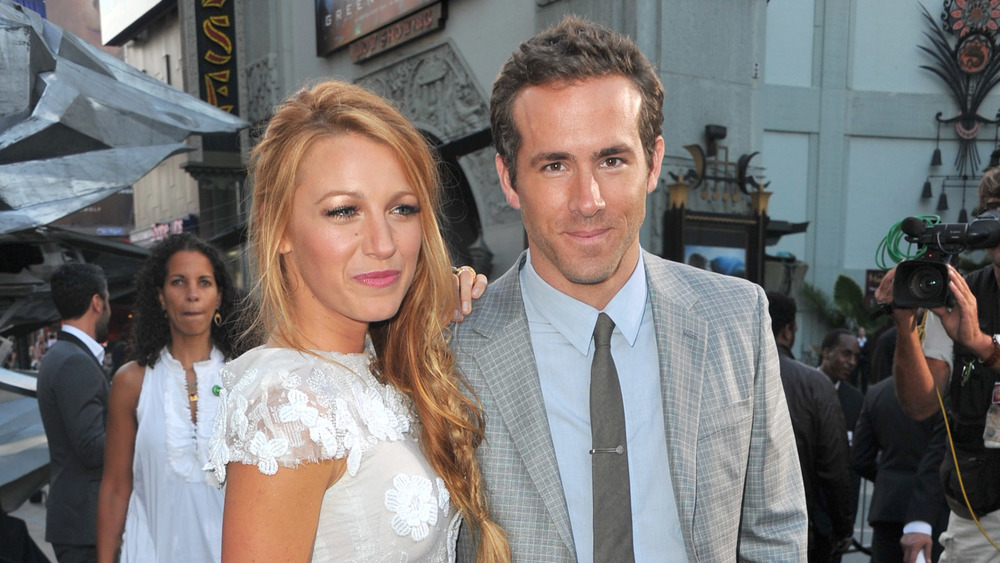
[778,324,794,346]
[90,294,104,314]
[646,136,665,195]
[496,154,521,210]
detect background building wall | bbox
[119,10,202,235]
[114,0,1000,356]
[764,0,1000,356]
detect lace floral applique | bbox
[247,430,289,475]
[279,368,301,389]
[354,382,409,442]
[229,393,250,442]
[277,388,319,427]
[385,473,439,542]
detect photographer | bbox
[876,167,1000,562]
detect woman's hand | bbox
[452,266,487,322]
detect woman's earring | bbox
[213,311,222,326]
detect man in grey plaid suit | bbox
[453,16,807,562]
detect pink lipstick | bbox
[355,270,400,288]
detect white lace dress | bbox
[206,344,460,562]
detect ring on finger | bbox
[454,266,475,276]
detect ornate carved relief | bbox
[459,147,521,227]
[357,43,489,143]
[245,53,279,125]
[358,43,520,228]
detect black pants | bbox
[809,531,835,563]
[870,522,904,563]
[52,544,95,563]
[0,514,50,563]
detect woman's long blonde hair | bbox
[246,81,508,561]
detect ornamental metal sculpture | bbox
[0,0,247,235]
[921,1,1000,177]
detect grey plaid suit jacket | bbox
[453,250,807,562]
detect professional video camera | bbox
[894,209,1000,308]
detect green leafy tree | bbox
[799,275,879,334]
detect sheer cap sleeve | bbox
[205,343,415,485]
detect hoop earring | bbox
[213,311,222,326]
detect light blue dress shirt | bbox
[520,250,688,563]
[61,324,105,364]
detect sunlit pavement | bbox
[12,467,879,563]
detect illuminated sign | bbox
[316,0,439,57]
[129,214,198,246]
[349,3,443,62]
[195,0,239,115]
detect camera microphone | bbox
[901,211,1000,250]
[901,216,926,238]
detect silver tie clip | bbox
[589,445,625,455]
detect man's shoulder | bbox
[37,338,101,387]
[642,251,763,319]
[644,251,760,293]
[39,339,88,366]
[452,257,525,344]
[865,377,895,400]
[37,340,72,376]
[964,264,997,289]
[779,354,835,392]
[842,380,864,397]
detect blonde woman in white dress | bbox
[207,81,509,562]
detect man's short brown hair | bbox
[490,15,664,189]
[979,166,1000,209]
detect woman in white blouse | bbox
[208,81,508,562]
[97,233,245,562]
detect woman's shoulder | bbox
[223,346,307,377]
[111,360,146,394]
[207,345,414,483]
[221,346,373,396]
[108,360,145,409]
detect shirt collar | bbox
[61,324,106,364]
[521,249,648,355]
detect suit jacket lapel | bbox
[645,252,708,549]
[58,331,103,370]
[470,253,576,554]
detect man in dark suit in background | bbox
[820,329,865,434]
[818,328,865,561]
[37,263,111,563]
[768,292,854,562]
[852,366,950,562]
